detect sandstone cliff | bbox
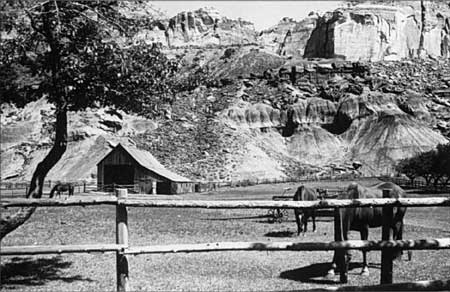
[130,7,259,48]
[304,2,450,61]
[259,15,318,58]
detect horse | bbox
[293,185,319,235]
[328,181,408,277]
[49,183,75,199]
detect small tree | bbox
[415,151,436,186]
[0,0,175,239]
[395,157,420,185]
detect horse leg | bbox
[303,215,308,235]
[393,219,411,261]
[312,210,317,232]
[327,253,337,277]
[360,227,369,276]
[295,210,302,236]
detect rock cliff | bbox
[130,7,259,48]
[304,2,450,61]
[259,15,318,57]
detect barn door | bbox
[104,165,135,186]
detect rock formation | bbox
[259,15,318,57]
[2,1,450,183]
[304,2,450,61]
[0,99,156,181]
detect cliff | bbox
[304,2,450,61]
[259,15,318,58]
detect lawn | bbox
[1,179,449,291]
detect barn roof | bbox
[99,143,192,182]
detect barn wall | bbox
[97,147,137,190]
[171,182,195,194]
[134,165,164,183]
[97,146,194,194]
[101,147,135,166]
[97,165,103,188]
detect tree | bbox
[395,157,420,185]
[415,150,437,186]
[0,0,175,239]
[435,143,450,187]
[396,143,450,189]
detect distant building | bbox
[97,144,194,194]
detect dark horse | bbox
[49,183,74,199]
[293,185,319,235]
[329,181,408,277]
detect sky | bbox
[152,1,343,30]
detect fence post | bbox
[83,181,86,193]
[116,188,129,292]
[334,208,348,283]
[381,189,394,284]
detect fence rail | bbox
[1,189,449,291]
[2,238,450,256]
[2,196,450,208]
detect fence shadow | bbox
[201,214,270,221]
[0,256,93,288]
[264,230,297,237]
[280,262,380,285]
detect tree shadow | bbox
[1,256,93,288]
[280,262,381,285]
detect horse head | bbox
[345,182,363,199]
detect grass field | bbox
[1,179,449,291]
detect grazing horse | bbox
[329,182,408,277]
[293,185,318,235]
[49,183,74,199]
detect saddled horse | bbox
[293,185,319,235]
[329,181,408,277]
[49,183,75,199]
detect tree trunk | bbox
[0,1,67,240]
[418,0,426,57]
[0,108,67,239]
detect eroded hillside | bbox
[1,1,450,183]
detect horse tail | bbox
[49,185,58,198]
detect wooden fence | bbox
[385,177,450,192]
[1,190,450,291]
[0,180,92,198]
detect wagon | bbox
[267,187,292,223]
[267,187,342,223]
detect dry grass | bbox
[1,180,449,291]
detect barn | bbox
[97,143,194,194]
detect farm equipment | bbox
[267,187,292,223]
[267,187,342,223]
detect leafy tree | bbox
[0,0,175,239]
[435,143,450,186]
[396,143,450,189]
[395,157,420,185]
[415,150,436,186]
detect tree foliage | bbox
[396,143,450,187]
[0,0,178,239]
[0,0,178,117]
